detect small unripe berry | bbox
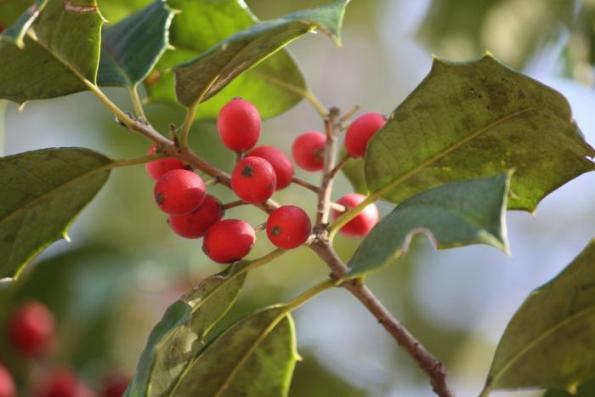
[101,374,129,397]
[35,369,79,397]
[8,301,54,357]
[217,98,261,152]
[0,364,15,397]
[292,131,326,171]
[333,193,379,237]
[247,146,294,190]
[344,112,386,158]
[145,146,185,180]
[231,157,276,203]
[154,169,206,215]
[168,195,224,239]
[203,219,256,263]
[266,206,311,249]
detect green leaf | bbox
[0,0,103,103]
[143,0,304,120]
[0,148,111,281]
[544,379,595,397]
[347,173,510,278]
[173,0,348,108]
[418,0,573,69]
[98,0,174,87]
[126,263,248,397]
[170,306,298,397]
[365,55,595,212]
[482,239,595,394]
[340,148,368,194]
[0,0,36,27]
[0,0,48,48]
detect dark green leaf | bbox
[170,306,298,397]
[0,148,111,281]
[0,0,47,48]
[365,55,595,212]
[98,0,174,87]
[0,0,36,27]
[482,239,595,394]
[544,379,595,397]
[143,0,307,120]
[126,263,248,397]
[0,0,103,103]
[418,0,573,68]
[348,174,510,278]
[174,0,348,108]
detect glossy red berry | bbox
[154,169,206,215]
[247,146,294,190]
[203,219,256,263]
[217,98,261,152]
[168,195,224,238]
[231,157,276,203]
[344,112,386,158]
[9,301,54,357]
[333,193,379,237]
[266,206,311,249]
[35,369,78,397]
[145,146,185,180]
[0,364,15,397]
[101,374,129,397]
[292,131,326,171]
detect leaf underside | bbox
[348,173,511,278]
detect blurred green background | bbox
[1,1,595,396]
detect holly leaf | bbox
[143,0,303,119]
[169,306,298,397]
[348,173,510,278]
[0,0,103,103]
[98,0,174,87]
[0,0,36,27]
[482,239,595,394]
[0,148,111,281]
[126,262,249,397]
[341,148,368,194]
[365,55,595,212]
[0,0,48,48]
[174,0,348,108]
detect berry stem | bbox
[328,153,350,179]
[338,104,360,125]
[291,176,319,193]
[221,200,245,210]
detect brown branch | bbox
[315,107,341,227]
[291,176,320,193]
[309,242,455,397]
[328,153,350,179]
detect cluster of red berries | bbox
[1,301,128,397]
[147,98,385,264]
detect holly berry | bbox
[34,369,78,397]
[266,206,311,249]
[100,374,129,397]
[247,146,294,190]
[292,131,326,171]
[333,193,379,237]
[217,98,261,152]
[8,301,54,357]
[168,195,224,238]
[145,146,185,180]
[203,219,256,263]
[231,157,276,203]
[0,364,15,397]
[344,112,386,158]
[154,169,206,215]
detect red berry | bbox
[145,146,185,180]
[203,219,255,263]
[266,206,311,249]
[231,157,276,203]
[247,146,294,190]
[101,374,129,397]
[35,369,78,397]
[217,98,261,152]
[154,169,206,215]
[168,195,224,238]
[0,364,15,397]
[292,131,326,171]
[344,112,386,158]
[8,301,54,357]
[333,193,379,237]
